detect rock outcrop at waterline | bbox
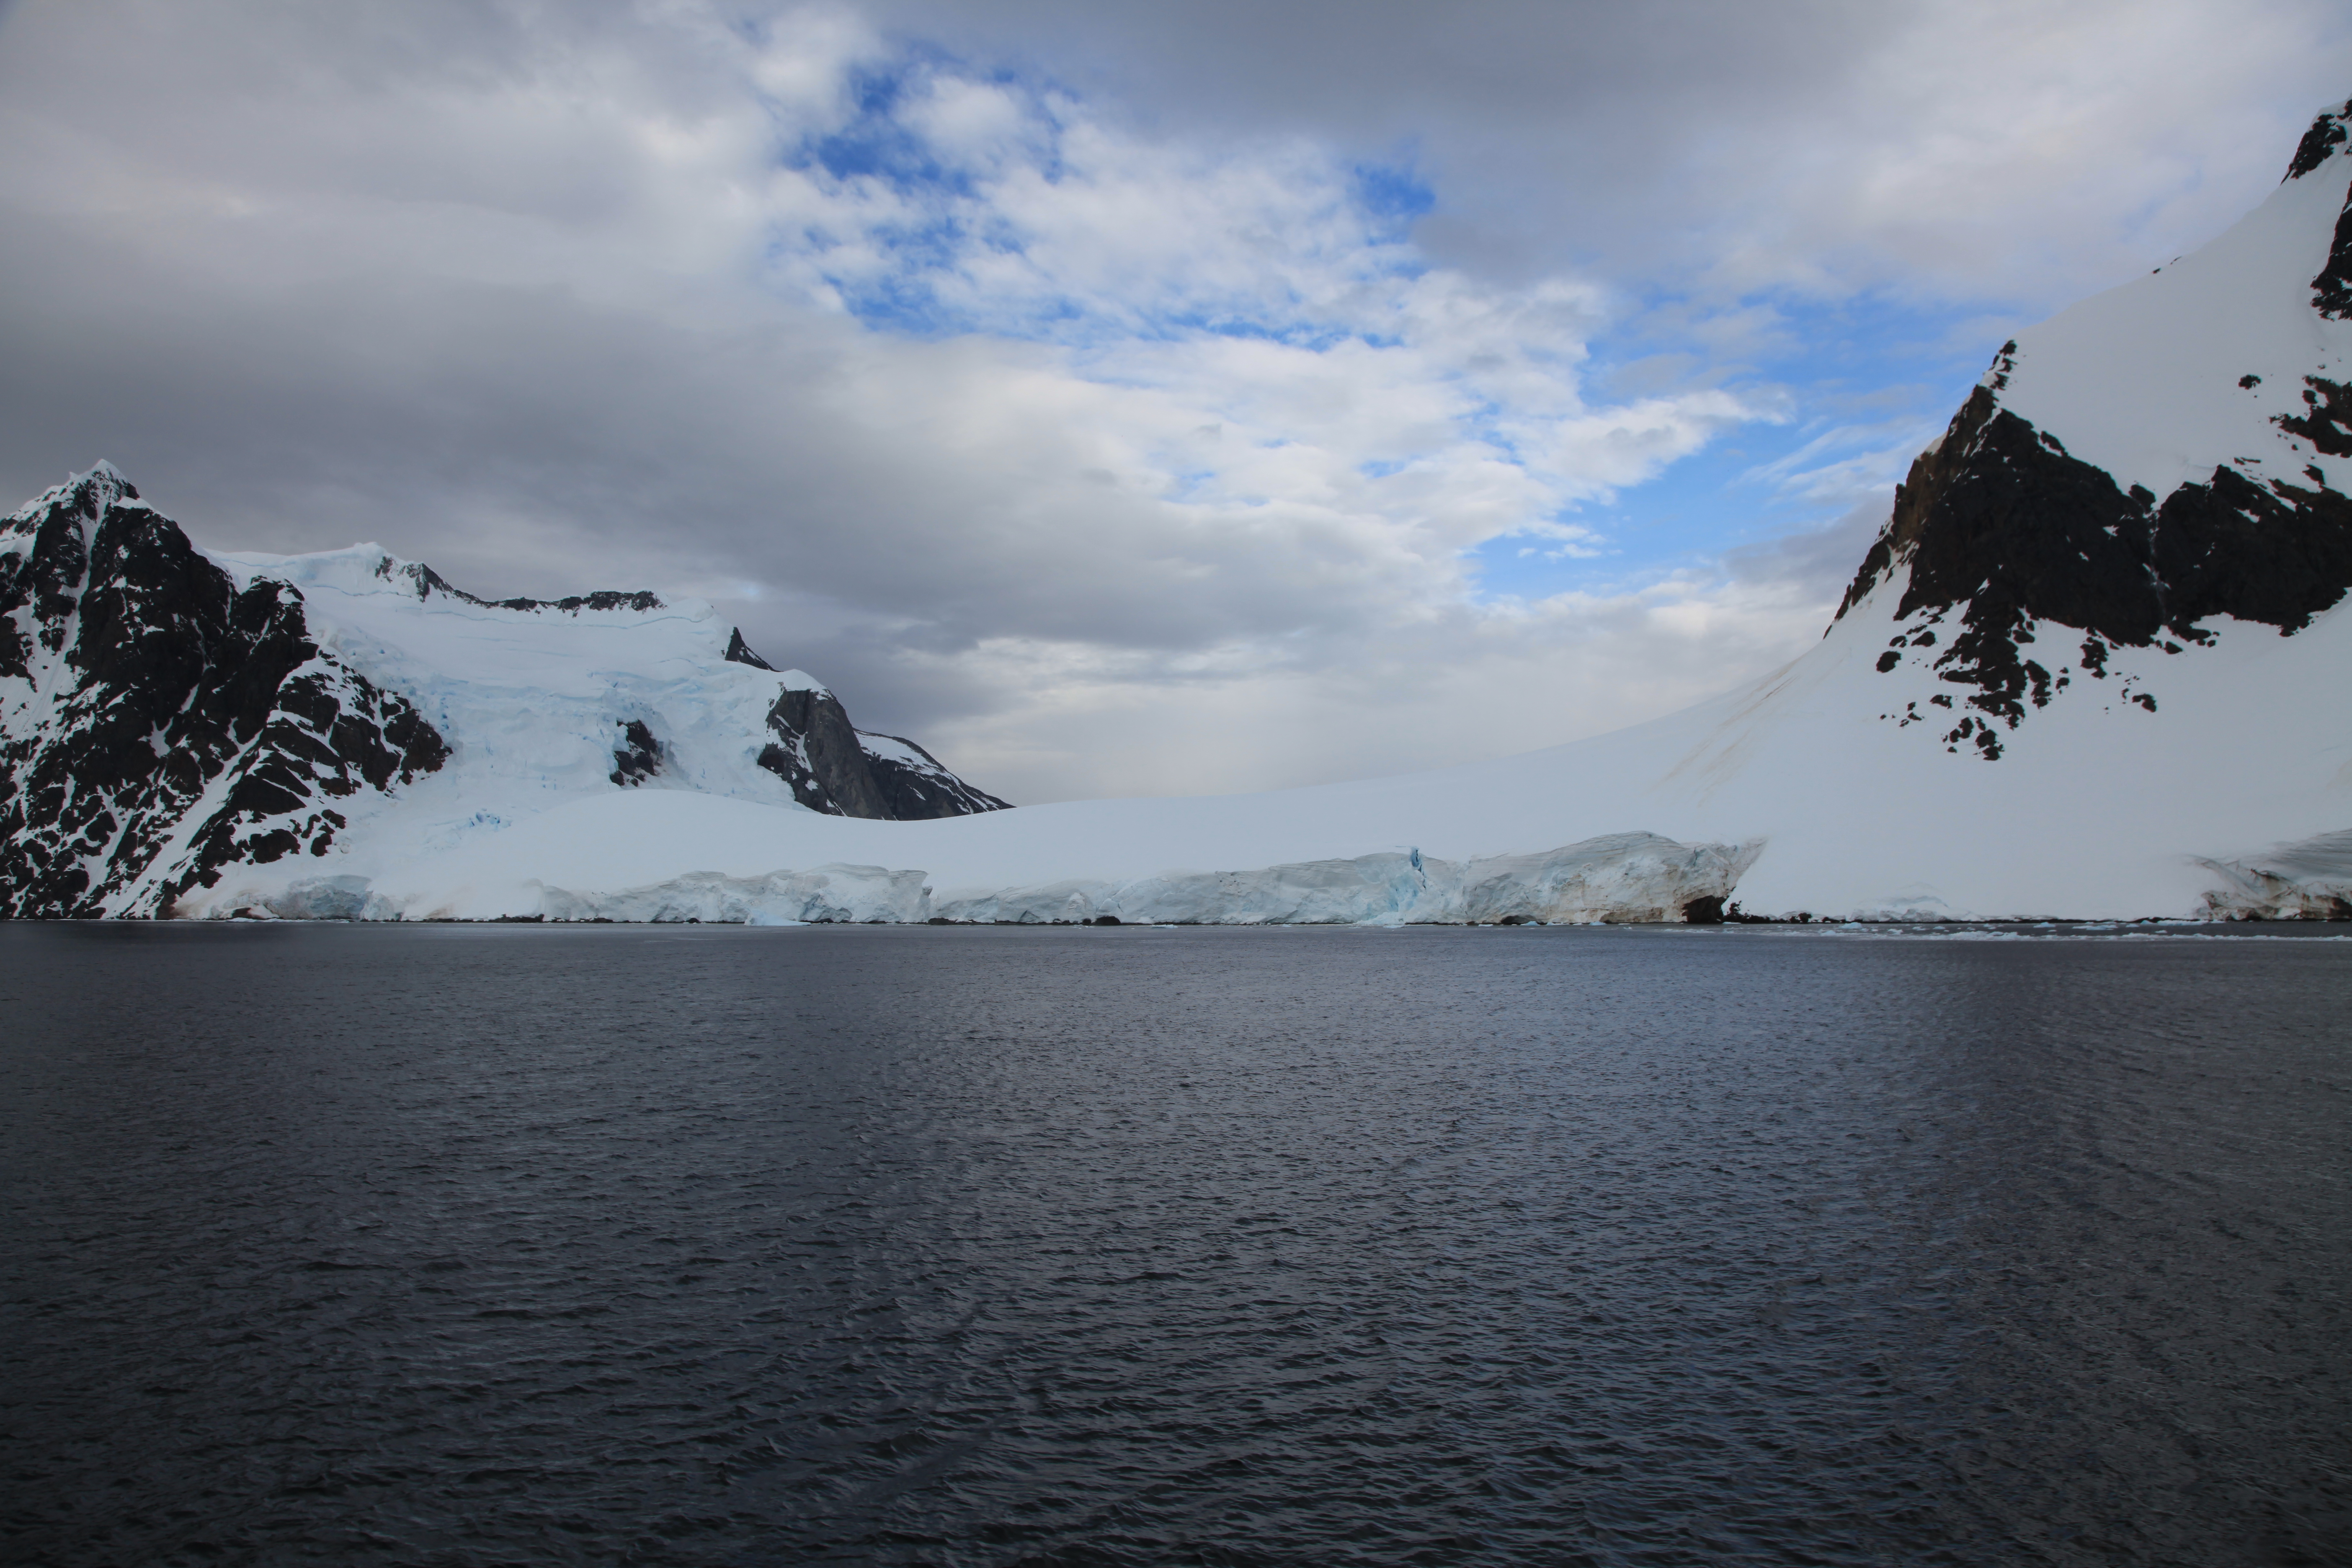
[2195,828,2352,920]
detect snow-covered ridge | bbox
[199,538,1002,823]
[1986,106,2352,501]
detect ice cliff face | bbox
[1836,98,2352,760]
[215,831,1757,927]
[0,470,1005,916]
[922,835,1758,928]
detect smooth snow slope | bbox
[1994,146,2351,500]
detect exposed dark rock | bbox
[373,555,663,615]
[2290,101,2352,317]
[2316,199,2352,320]
[1837,381,2352,757]
[1680,895,1726,925]
[2285,99,2349,181]
[1,468,446,917]
[2275,375,2352,456]
[1983,338,2017,393]
[724,630,1005,818]
[861,733,1013,819]
[724,628,776,670]
[610,719,662,787]
[2152,466,2352,628]
[758,685,893,818]
[756,687,1009,820]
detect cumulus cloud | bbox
[0,0,2343,802]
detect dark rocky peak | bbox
[375,557,475,603]
[2,460,142,531]
[724,627,776,670]
[756,682,1010,820]
[2288,95,2352,318]
[2,464,446,916]
[716,632,1006,819]
[371,553,664,615]
[3,464,208,675]
[3,464,157,649]
[2285,98,2352,180]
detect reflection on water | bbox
[2,923,2345,1566]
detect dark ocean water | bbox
[1,922,2346,1568]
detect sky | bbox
[2,1,2348,803]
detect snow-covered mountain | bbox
[6,99,2349,924]
[1835,97,2352,764]
[0,469,1006,917]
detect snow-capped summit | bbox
[0,471,1006,917]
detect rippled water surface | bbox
[3,923,2347,1567]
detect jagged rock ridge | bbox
[0,467,447,916]
[2298,96,2352,316]
[380,556,666,616]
